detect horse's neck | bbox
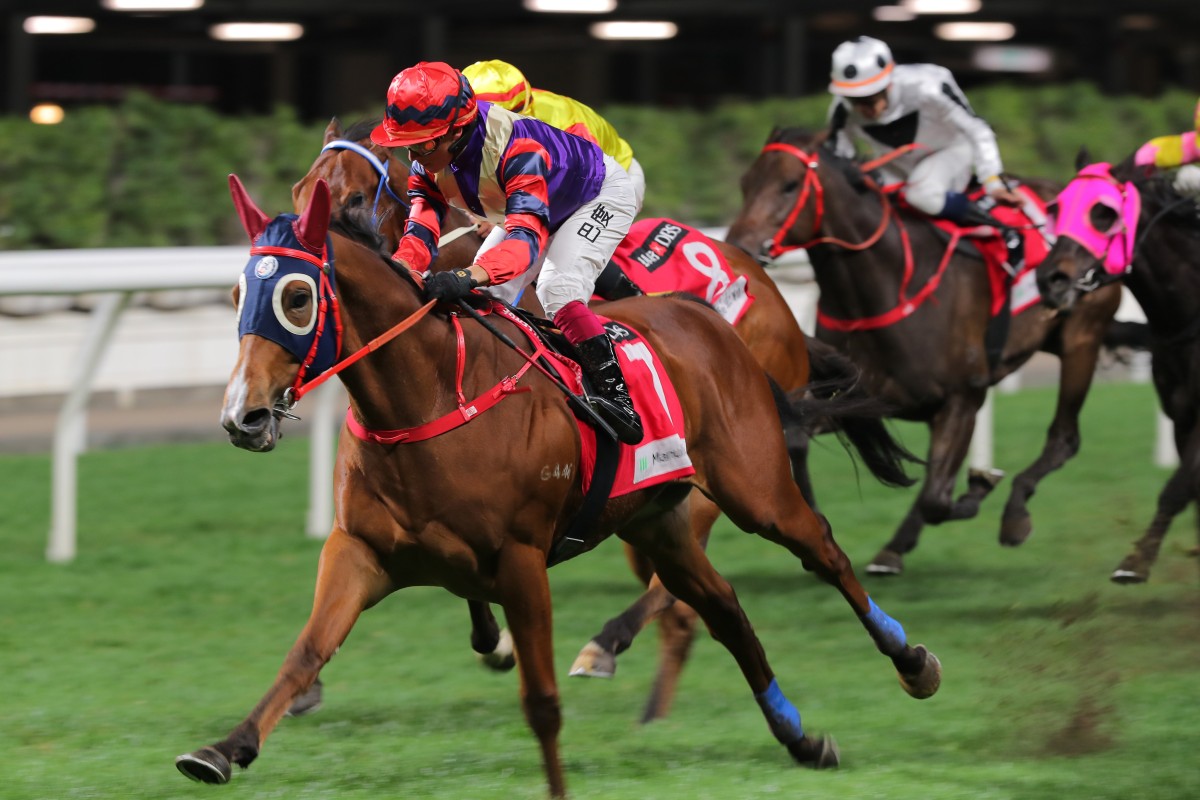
[1125,207,1200,339]
[807,171,960,319]
[332,241,464,428]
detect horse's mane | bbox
[343,118,384,143]
[1135,172,1200,228]
[330,211,387,253]
[766,126,869,194]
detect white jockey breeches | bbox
[893,139,976,216]
[477,154,636,316]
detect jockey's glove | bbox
[425,268,478,302]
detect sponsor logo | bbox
[712,276,749,324]
[254,255,278,279]
[603,321,634,341]
[633,434,692,485]
[632,222,686,271]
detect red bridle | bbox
[759,142,825,259]
[755,141,961,332]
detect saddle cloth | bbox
[532,315,695,496]
[927,185,1051,317]
[606,218,755,325]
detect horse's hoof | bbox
[285,678,323,717]
[1111,555,1149,585]
[568,640,616,678]
[898,644,941,699]
[999,513,1033,547]
[175,746,232,784]
[968,467,1006,492]
[477,628,516,672]
[866,549,903,576]
[786,735,840,769]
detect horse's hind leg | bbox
[469,601,515,671]
[175,529,390,784]
[569,491,719,696]
[703,419,941,700]
[1112,425,1200,584]
[619,503,839,768]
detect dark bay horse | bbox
[175,176,941,797]
[1037,156,1200,583]
[726,127,1125,576]
[292,118,920,723]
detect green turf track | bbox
[1,381,1197,800]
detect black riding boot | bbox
[957,200,1025,274]
[575,333,644,445]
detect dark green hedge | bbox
[1,84,1193,250]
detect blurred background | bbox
[0,1,1193,467]
[5,0,1200,117]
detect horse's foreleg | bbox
[1112,425,1200,583]
[620,503,839,768]
[639,598,700,723]
[870,392,991,576]
[496,544,566,799]
[999,336,1100,546]
[175,529,389,784]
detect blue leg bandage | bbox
[862,597,908,655]
[755,679,804,744]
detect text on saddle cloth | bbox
[575,318,695,497]
[605,218,755,325]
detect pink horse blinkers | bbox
[1052,162,1142,283]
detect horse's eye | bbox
[288,292,310,311]
[782,180,800,193]
[1089,203,1120,234]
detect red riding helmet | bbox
[370,61,479,148]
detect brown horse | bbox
[291,118,920,723]
[726,127,1125,576]
[174,176,941,798]
[1037,154,1200,583]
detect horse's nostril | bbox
[240,408,272,433]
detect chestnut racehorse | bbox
[1037,153,1200,583]
[727,127,1126,577]
[174,176,941,798]
[291,118,920,722]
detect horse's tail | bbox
[1102,320,1153,353]
[771,338,922,488]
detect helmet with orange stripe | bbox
[462,59,533,114]
[828,36,894,98]
[370,61,479,148]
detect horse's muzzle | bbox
[1036,261,1079,313]
[221,405,280,452]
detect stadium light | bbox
[30,104,65,125]
[901,0,981,13]
[23,17,95,34]
[102,0,204,9]
[525,0,617,12]
[873,6,918,22]
[209,22,304,42]
[590,21,678,40]
[936,22,1015,41]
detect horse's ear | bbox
[295,178,331,252]
[766,126,783,144]
[228,174,270,241]
[324,117,343,144]
[1074,147,1091,171]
